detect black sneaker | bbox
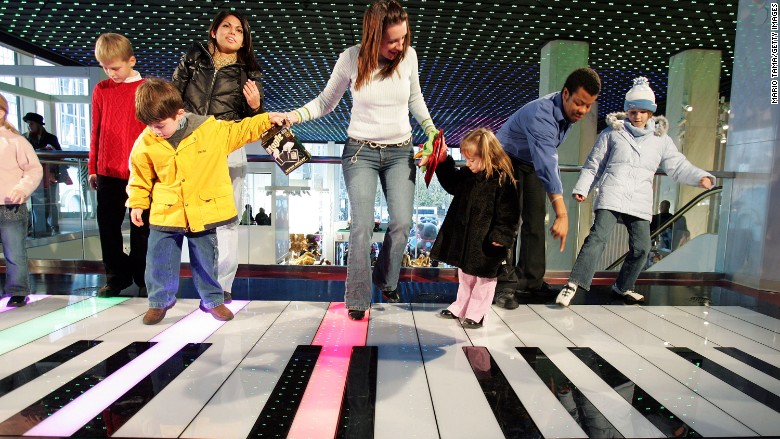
[348,309,366,321]
[382,288,400,303]
[528,282,559,297]
[7,295,29,307]
[462,318,484,329]
[495,289,519,310]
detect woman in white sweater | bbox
[285,0,439,320]
[0,95,43,307]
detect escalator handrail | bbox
[604,185,723,270]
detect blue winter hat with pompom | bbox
[624,77,657,113]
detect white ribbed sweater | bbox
[293,45,435,144]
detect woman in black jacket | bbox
[431,128,519,328]
[172,10,264,305]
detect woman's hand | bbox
[573,194,586,202]
[700,176,714,189]
[418,132,446,168]
[284,111,300,126]
[243,80,262,112]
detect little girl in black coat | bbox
[431,128,520,328]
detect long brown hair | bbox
[0,95,20,134]
[208,10,262,72]
[460,128,516,187]
[356,0,411,90]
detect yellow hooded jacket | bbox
[128,113,271,233]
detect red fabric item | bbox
[88,79,147,179]
[423,129,445,187]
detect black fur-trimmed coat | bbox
[430,156,520,278]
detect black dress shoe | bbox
[382,288,401,303]
[462,318,484,329]
[529,282,558,297]
[438,309,458,319]
[223,291,233,304]
[7,295,29,307]
[348,310,366,321]
[495,289,519,310]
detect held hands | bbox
[283,111,300,126]
[243,80,262,112]
[416,130,438,169]
[700,176,714,189]
[130,208,144,227]
[6,189,27,204]
[268,112,287,126]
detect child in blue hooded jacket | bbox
[555,77,714,307]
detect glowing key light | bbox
[24,300,249,437]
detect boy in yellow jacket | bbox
[129,78,285,325]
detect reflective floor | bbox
[0,275,779,438]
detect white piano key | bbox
[368,304,438,439]
[410,303,505,439]
[0,298,199,425]
[532,305,757,437]
[573,305,778,436]
[113,300,291,438]
[675,306,780,349]
[707,306,780,334]
[467,307,588,438]
[644,306,780,365]
[494,306,665,438]
[0,295,89,331]
[180,301,328,439]
[0,297,147,380]
[607,306,780,395]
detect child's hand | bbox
[5,189,26,204]
[130,208,145,227]
[243,80,262,112]
[268,112,287,126]
[699,176,714,189]
[573,194,586,203]
[88,174,98,190]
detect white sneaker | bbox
[555,284,577,307]
[611,284,645,303]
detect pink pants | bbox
[447,269,497,323]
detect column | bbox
[662,49,722,243]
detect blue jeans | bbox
[570,209,650,291]
[146,228,223,309]
[0,204,31,296]
[341,139,415,311]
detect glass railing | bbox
[21,150,734,275]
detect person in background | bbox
[493,67,601,310]
[127,78,285,324]
[255,207,271,225]
[283,0,441,320]
[240,204,254,225]
[23,112,61,237]
[431,128,519,328]
[172,9,264,305]
[1,97,43,306]
[88,33,149,297]
[555,77,714,307]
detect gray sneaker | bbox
[495,289,519,310]
[555,284,577,307]
[611,284,645,303]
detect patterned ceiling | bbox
[0,0,738,145]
